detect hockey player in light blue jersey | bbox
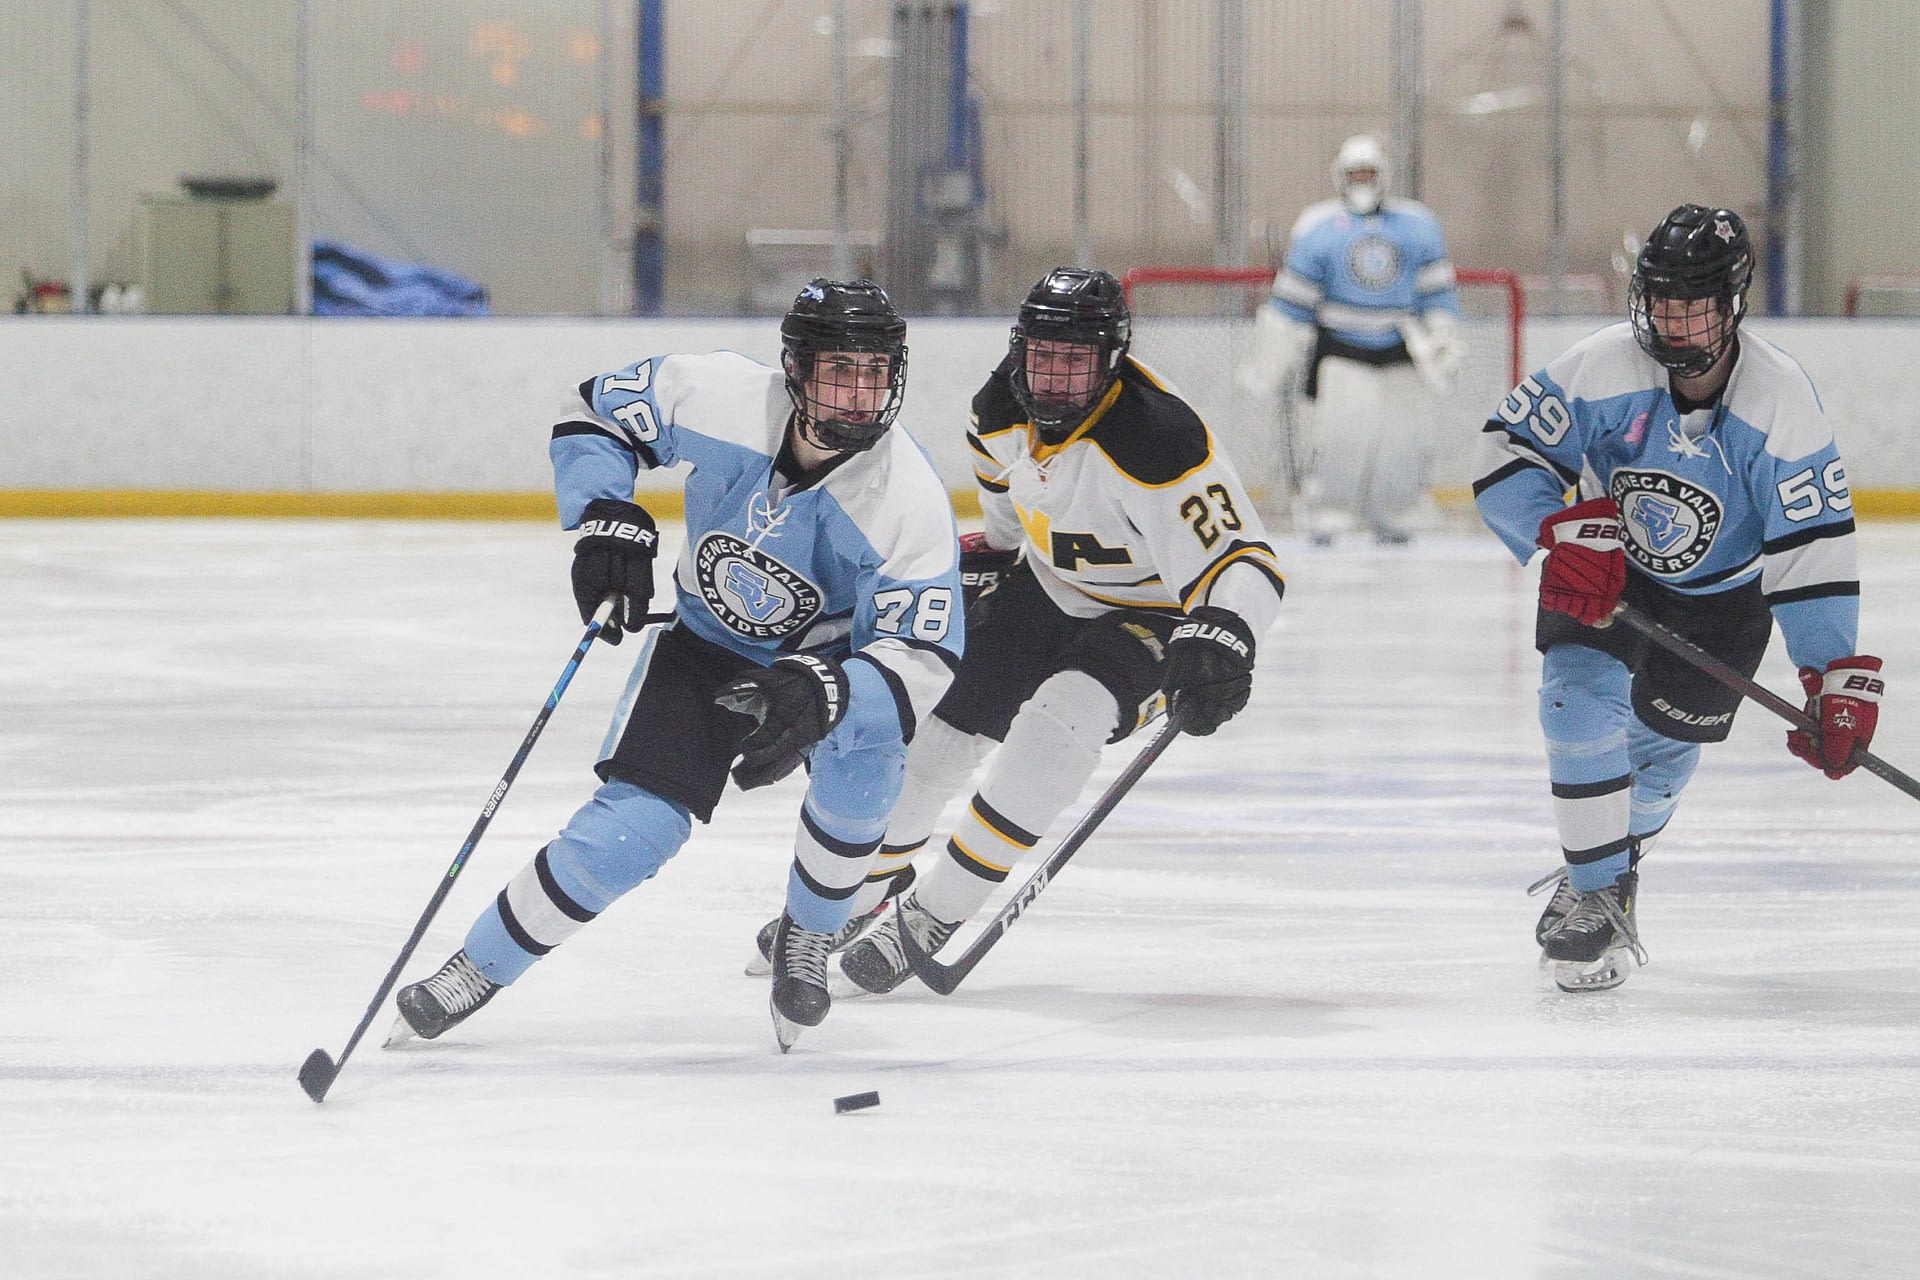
[1475,205,1886,993]
[1240,134,1464,543]
[388,280,964,1052]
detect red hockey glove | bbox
[1786,655,1884,779]
[1536,498,1626,628]
[958,531,1018,609]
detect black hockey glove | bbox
[958,531,1019,610]
[714,654,850,790]
[571,498,658,644]
[1162,606,1255,736]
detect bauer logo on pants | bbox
[695,531,824,640]
[1610,469,1723,577]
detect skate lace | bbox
[423,953,495,1014]
[781,922,832,986]
[1527,865,1576,904]
[869,899,959,973]
[1555,885,1649,966]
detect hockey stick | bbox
[1611,601,1920,801]
[297,600,671,1103]
[899,705,1192,996]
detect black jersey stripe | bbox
[1471,456,1540,498]
[551,419,660,470]
[1763,518,1855,556]
[552,420,630,447]
[1179,540,1285,609]
[1679,555,1761,591]
[896,635,962,673]
[1765,581,1860,605]
[847,651,918,745]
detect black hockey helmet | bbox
[1009,267,1132,442]
[781,278,908,453]
[1629,204,1753,377]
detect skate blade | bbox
[1542,946,1634,994]
[828,967,883,999]
[382,1013,419,1048]
[771,1006,804,1053]
[743,951,772,978]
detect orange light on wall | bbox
[472,22,529,88]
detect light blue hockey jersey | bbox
[1266,197,1460,350]
[550,350,963,740]
[1473,323,1858,671]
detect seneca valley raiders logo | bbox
[1345,235,1401,290]
[695,531,824,639]
[1610,469,1723,576]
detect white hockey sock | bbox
[915,671,1114,925]
[850,717,993,918]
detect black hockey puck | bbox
[833,1090,880,1114]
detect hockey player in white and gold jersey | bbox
[761,267,1286,995]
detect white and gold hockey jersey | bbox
[968,355,1285,630]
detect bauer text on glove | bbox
[1163,607,1256,736]
[1536,498,1625,628]
[713,655,850,789]
[958,531,1018,609]
[1786,655,1884,780]
[571,497,657,644]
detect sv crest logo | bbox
[695,531,824,639]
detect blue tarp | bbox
[310,240,490,317]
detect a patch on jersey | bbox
[694,531,825,640]
[1610,469,1724,577]
[1345,235,1402,290]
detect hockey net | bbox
[1120,265,1524,527]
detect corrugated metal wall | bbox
[3,1,1909,316]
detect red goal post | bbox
[1119,265,1525,519]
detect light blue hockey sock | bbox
[463,780,691,984]
[1629,723,1700,848]
[1540,645,1636,891]
[783,727,905,934]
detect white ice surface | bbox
[2,519,1918,1279]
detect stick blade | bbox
[898,910,967,996]
[298,1049,339,1103]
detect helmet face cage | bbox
[1629,205,1752,378]
[1333,134,1391,215]
[781,279,908,453]
[1008,268,1131,443]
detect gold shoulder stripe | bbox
[1181,545,1286,610]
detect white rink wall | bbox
[3,316,1919,499]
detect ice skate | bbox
[743,876,906,977]
[1371,523,1411,546]
[835,893,960,996]
[1539,872,1645,993]
[386,949,500,1045]
[1527,865,1581,945]
[769,913,834,1052]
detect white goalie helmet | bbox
[1333,134,1391,215]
